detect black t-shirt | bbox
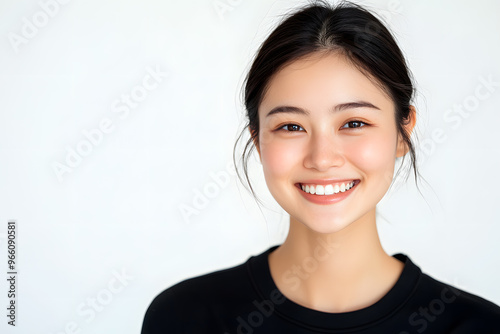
[142,245,500,333]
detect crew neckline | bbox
[247,244,422,331]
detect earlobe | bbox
[396,105,417,157]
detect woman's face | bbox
[256,52,408,234]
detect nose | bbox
[303,132,345,171]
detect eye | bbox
[278,124,304,132]
[341,120,368,129]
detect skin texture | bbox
[254,52,417,313]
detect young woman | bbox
[142,1,500,333]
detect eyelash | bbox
[277,120,369,132]
[341,120,368,129]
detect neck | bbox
[268,208,403,313]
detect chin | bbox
[296,215,355,235]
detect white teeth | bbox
[300,181,356,195]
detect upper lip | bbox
[297,179,359,186]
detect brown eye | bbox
[341,120,367,129]
[280,124,304,132]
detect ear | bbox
[396,105,417,158]
[251,129,261,161]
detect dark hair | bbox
[233,0,420,200]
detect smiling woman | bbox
[256,53,412,234]
[141,1,500,333]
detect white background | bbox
[1,0,499,333]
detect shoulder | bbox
[141,259,252,333]
[415,271,500,329]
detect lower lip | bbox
[296,181,359,205]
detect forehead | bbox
[259,52,394,116]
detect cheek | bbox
[345,132,397,179]
[260,137,303,180]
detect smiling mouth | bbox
[296,180,360,195]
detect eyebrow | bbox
[265,101,380,117]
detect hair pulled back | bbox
[234,0,418,198]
